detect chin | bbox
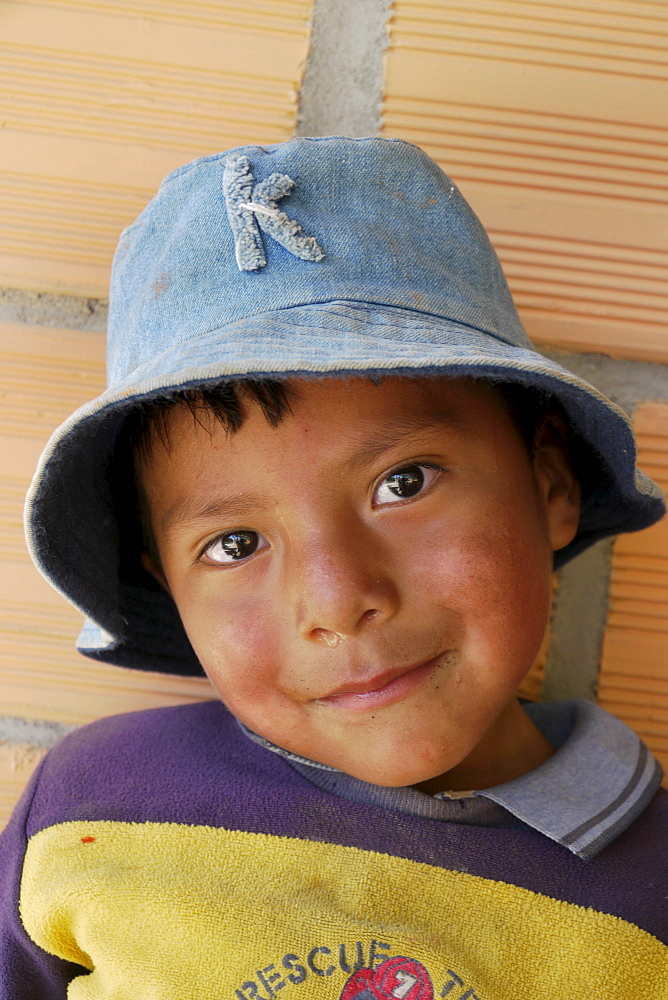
[339,752,457,789]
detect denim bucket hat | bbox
[25,136,665,676]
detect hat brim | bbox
[25,301,665,676]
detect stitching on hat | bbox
[223,155,325,272]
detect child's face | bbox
[139,377,579,790]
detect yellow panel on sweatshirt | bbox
[20,820,668,999]
[0,0,312,297]
[599,403,668,784]
[383,1,668,363]
[0,321,213,830]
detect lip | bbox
[317,653,445,712]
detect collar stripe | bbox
[562,742,649,848]
[577,756,663,859]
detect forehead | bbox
[149,375,513,457]
[143,376,522,472]
[137,376,523,518]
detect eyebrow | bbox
[340,410,465,474]
[162,410,465,533]
[162,492,268,535]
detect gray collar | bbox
[480,700,662,859]
[238,700,662,861]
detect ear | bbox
[532,411,581,552]
[141,550,172,596]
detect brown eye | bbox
[385,466,424,498]
[373,464,440,506]
[204,530,266,564]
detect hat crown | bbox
[107,136,529,386]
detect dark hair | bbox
[123,376,552,464]
[126,379,294,464]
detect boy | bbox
[1,137,666,998]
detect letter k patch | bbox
[223,154,325,272]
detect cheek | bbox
[175,586,285,704]
[413,509,553,673]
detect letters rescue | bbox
[232,939,479,999]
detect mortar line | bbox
[295,0,393,138]
[2,284,667,408]
[0,286,107,333]
[541,538,615,703]
[0,715,76,750]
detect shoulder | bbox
[22,701,255,836]
[46,699,233,758]
[39,699,236,780]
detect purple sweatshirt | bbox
[1,701,666,999]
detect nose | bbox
[288,521,400,645]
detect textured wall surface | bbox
[0,0,312,298]
[1,0,666,827]
[599,403,668,776]
[383,0,668,364]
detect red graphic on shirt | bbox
[339,955,433,1000]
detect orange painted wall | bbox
[382,1,668,365]
[0,0,312,298]
[599,403,668,776]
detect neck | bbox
[413,700,555,795]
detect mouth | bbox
[316,653,447,712]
